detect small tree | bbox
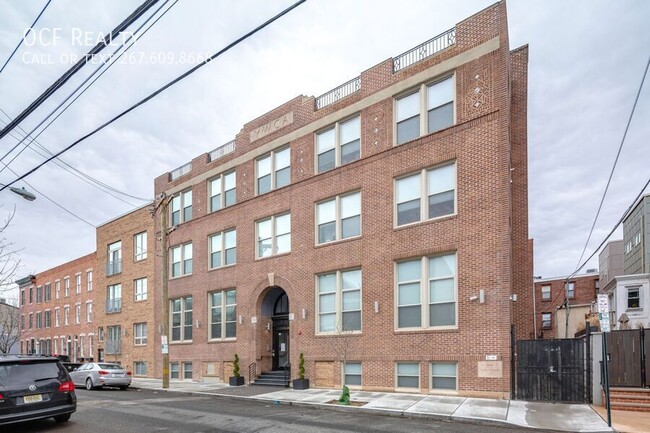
[233,353,240,377]
[298,352,305,380]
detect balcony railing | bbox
[209,139,236,162]
[315,76,361,110]
[105,339,121,355]
[106,298,122,314]
[170,162,192,181]
[106,259,122,276]
[393,27,456,73]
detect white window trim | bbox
[134,231,148,261]
[134,322,148,346]
[315,268,362,335]
[315,191,362,246]
[208,228,237,270]
[626,285,642,311]
[255,145,291,196]
[170,296,193,343]
[134,278,148,301]
[429,362,458,392]
[170,189,193,226]
[315,114,361,174]
[208,289,237,341]
[342,361,362,389]
[208,170,236,212]
[541,285,551,300]
[255,213,291,259]
[86,301,93,323]
[170,243,193,278]
[395,362,421,390]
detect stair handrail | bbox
[284,362,291,388]
[248,362,256,384]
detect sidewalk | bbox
[130,378,613,432]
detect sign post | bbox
[597,294,612,428]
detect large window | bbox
[256,146,290,195]
[209,289,236,340]
[134,323,147,345]
[135,278,148,301]
[396,162,456,226]
[170,190,192,226]
[55,308,60,327]
[171,243,193,277]
[107,241,122,276]
[55,281,60,299]
[396,362,420,389]
[316,116,360,173]
[44,284,51,301]
[75,304,81,324]
[541,312,552,329]
[209,171,236,212]
[344,362,362,386]
[86,301,92,323]
[256,213,291,258]
[44,310,51,328]
[171,296,193,342]
[106,284,122,313]
[63,306,69,325]
[134,232,148,261]
[316,192,361,244]
[106,326,121,354]
[317,269,361,333]
[64,277,70,297]
[566,282,575,298]
[541,285,551,300]
[431,362,457,390]
[395,76,454,145]
[209,229,236,269]
[36,286,42,303]
[396,253,456,329]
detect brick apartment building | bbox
[534,271,600,339]
[17,253,96,361]
[153,2,532,397]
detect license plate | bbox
[24,394,43,404]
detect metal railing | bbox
[105,259,122,276]
[209,139,236,162]
[170,162,192,180]
[105,339,121,354]
[105,298,122,313]
[315,76,361,110]
[248,362,256,384]
[284,362,291,388]
[393,27,456,73]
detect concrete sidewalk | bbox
[130,378,612,432]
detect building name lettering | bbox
[250,112,294,142]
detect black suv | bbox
[0,355,77,425]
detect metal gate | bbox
[517,338,587,403]
[606,328,646,387]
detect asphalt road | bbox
[5,388,558,433]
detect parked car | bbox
[0,355,76,425]
[69,363,131,390]
[61,362,83,373]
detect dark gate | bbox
[606,328,644,387]
[517,338,587,403]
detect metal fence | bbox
[393,28,456,73]
[170,162,192,180]
[315,76,361,110]
[209,139,236,162]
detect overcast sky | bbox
[0,0,649,304]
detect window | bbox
[209,289,236,340]
[256,146,290,194]
[183,362,193,380]
[209,171,236,212]
[64,277,70,297]
[107,241,122,276]
[54,308,60,327]
[541,285,551,300]
[566,282,575,299]
[396,253,456,329]
[396,162,456,226]
[628,287,641,309]
[55,281,60,299]
[86,301,93,322]
[88,335,93,357]
[171,243,193,277]
[134,361,147,376]
[541,313,552,329]
[107,326,121,354]
[28,313,33,329]
[170,190,192,226]
[431,362,457,390]
[395,76,454,145]
[36,312,42,329]
[75,274,82,294]
[344,362,362,386]
[75,304,81,324]
[316,115,360,173]
[21,289,25,307]
[396,363,420,389]
[634,232,642,246]
[134,278,148,301]
[63,307,69,326]
[134,323,147,345]
[171,296,193,342]
[98,327,104,342]
[316,192,361,244]
[170,362,179,379]
[87,271,93,291]
[256,213,291,258]
[44,310,51,328]
[134,232,148,261]
[36,286,42,303]
[317,269,362,333]
[209,229,237,269]
[44,284,51,301]
[625,241,632,254]
[107,284,122,313]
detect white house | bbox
[605,273,650,329]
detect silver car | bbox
[69,363,131,390]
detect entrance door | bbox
[271,292,290,370]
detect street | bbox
[5,388,561,433]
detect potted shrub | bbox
[229,353,244,386]
[292,352,309,390]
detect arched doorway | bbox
[260,287,290,371]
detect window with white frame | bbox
[566,282,575,298]
[64,277,70,297]
[36,312,41,329]
[86,271,93,291]
[55,308,60,327]
[171,243,193,277]
[134,322,147,345]
[316,115,360,173]
[183,362,193,379]
[396,253,457,329]
[209,229,236,269]
[36,286,42,303]
[75,274,82,294]
[541,285,551,300]
[55,280,60,299]
[79,336,85,358]
[74,304,81,324]
[396,362,420,389]
[209,289,236,340]
[625,241,632,254]
[134,278,148,301]
[86,301,93,322]
[53,337,58,354]
[209,171,236,212]
[395,75,454,145]
[344,362,362,386]
[170,190,192,226]
[541,312,552,329]
[316,191,361,244]
[44,310,51,328]
[170,362,179,379]
[107,241,122,276]
[317,269,362,333]
[396,162,456,226]
[28,313,32,329]
[171,296,193,342]
[256,213,291,258]
[134,231,148,261]
[107,284,122,313]
[627,286,641,309]
[88,335,93,357]
[256,146,290,195]
[431,362,457,390]
[134,361,147,376]
[64,306,69,325]
[44,284,51,301]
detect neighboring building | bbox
[623,194,650,275]
[95,205,155,377]
[534,271,600,339]
[0,299,20,354]
[599,240,624,292]
[153,2,531,397]
[18,254,96,360]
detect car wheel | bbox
[85,378,94,390]
[119,385,129,390]
[54,413,71,423]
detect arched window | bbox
[273,292,289,316]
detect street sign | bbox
[161,335,168,354]
[597,294,611,332]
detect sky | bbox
[0,0,649,305]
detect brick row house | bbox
[152,2,532,397]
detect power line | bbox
[0,0,308,193]
[0,0,53,75]
[0,0,160,141]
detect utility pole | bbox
[154,193,170,389]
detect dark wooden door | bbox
[607,329,643,387]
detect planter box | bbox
[293,378,310,390]
[229,376,245,386]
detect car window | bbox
[0,361,64,386]
[98,364,122,370]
